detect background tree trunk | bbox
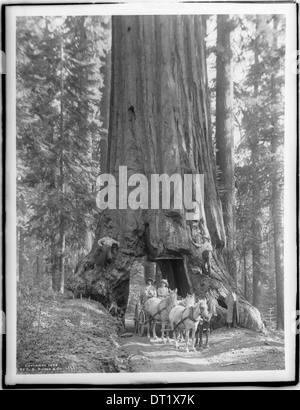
[243,251,248,300]
[35,256,40,285]
[18,226,25,282]
[99,48,111,174]
[250,18,263,311]
[59,30,65,294]
[252,217,262,309]
[215,15,237,282]
[51,236,58,291]
[68,15,264,332]
[271,15,284,330]
[17,193,26,282]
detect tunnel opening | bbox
[156,258,191,298]
[217,297,227,309]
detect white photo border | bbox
[4,1,298,386]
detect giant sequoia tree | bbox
[68,15,264,331]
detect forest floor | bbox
[17,294,285,377]
[17,293,129,374]
[121,315,285,374]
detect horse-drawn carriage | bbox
[134,289,178,338]
[134,292,195,336]
[133,289,215,351]
[134,301,147,337]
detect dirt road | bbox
[121,316,285,373]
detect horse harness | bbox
[173,305,202,333]
[145,298,171,324]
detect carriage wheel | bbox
[134,303,139,334]
[138,310,146,337]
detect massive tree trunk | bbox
[67,15,264,332]
[215,15,237,282]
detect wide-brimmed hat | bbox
[161,279,169,286]
[146,278,154,283]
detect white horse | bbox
[177,293,195,307]
[176,294,195,342]
[169,298,210,352]
[143,289,178,341]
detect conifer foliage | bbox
[206,15,285,329]
[233,15,285,328]
[16,16,111,291]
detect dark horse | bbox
[195,296,218,348]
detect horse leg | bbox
[205,326,209,348]
[191,328,196,352]
[185,328,190,352]
[176,329,181,349]
[152,318,158,339]
[162,320,170,343]
[165,320,171,343]
[195,326,199,347]
[181,329,186,343]
[171,323,176,347]
[161,320,166,343]
[172,326,179,349]
[186,329,193,345]
[147,317,151,338]
[198,325,203,349]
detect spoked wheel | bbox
[138,310,146,337]
[134,303,139,334]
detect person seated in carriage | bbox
[157,279,170,299]
[139,278,157,306]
